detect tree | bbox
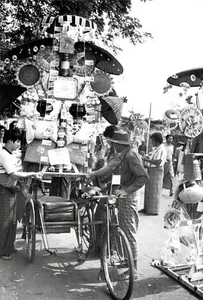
[0,0,152,52]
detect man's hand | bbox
[114,189,128,198]
[31,172,43,180]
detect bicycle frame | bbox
[90,194,121,257]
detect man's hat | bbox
[107,130,131,145]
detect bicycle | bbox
[79,189,134,300]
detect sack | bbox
[0,173,19,194]
[24,139,56,165]
[65,143,88,165]
[6,185,21,194]
[0,173,18,188]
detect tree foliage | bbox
[0,0,152,52]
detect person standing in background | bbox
[142,132,167,215]
[163,134,174,196]
[0,125,5,150]
[138,140,147,157]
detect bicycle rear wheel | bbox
[77,205,97,260]
[25,201,36,263]
[101,227,134,300]
[81,207,94,251]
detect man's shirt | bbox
[164,143,174,161]
[119,147,149,194]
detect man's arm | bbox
[91,155,121,178]
[91,165,113,178]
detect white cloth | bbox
[0,148,18,174]
[149,144,167,167]
[164,143,174,161]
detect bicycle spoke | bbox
[101,228,134,300]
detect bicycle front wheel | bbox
[101,227,134,300]
[25,201,36,263]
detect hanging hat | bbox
[100,96,123,125]
[165,109,179,120]
[167,68,203,87]
[74,41,123,75]
[0,84,26,111]
[135,119,148,129]
[1,38,53,61]
[107,129,131,145]
[90,72,111,94]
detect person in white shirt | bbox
[142,132,167,215]
[163,134,174,196]
[0,129,42,260]
[0,125,5,150]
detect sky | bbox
[114,0,203,119]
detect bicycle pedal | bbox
[98,269,105,281]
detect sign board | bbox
[48,148,71,169]
[53,77,78,100]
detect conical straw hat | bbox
[100,96,123,125]
[0,84,26,111]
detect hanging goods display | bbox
[178,106,203,138]
[0,12,125,176]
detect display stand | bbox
[155,151,203,298]
[158,264,203,298]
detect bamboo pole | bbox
[146,102,152,154]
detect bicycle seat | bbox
[38,196,68,203]
[39,196,77,222]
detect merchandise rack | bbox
[157,264,203,298]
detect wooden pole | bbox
[146,102,152,154]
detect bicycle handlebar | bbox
[91,195,109,200]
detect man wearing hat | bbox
[91,129,149,278]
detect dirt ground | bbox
[0,189,201,300]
